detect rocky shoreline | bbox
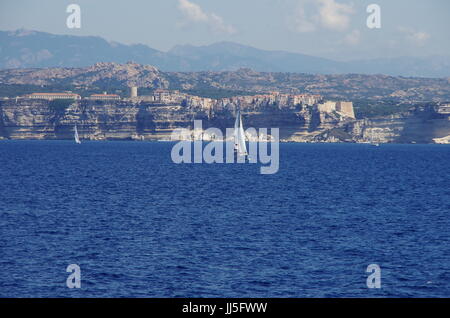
[0,99,449,144]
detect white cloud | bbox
[398,27,430,46]
[291,0,354,33]
[344,29,360,45]
[292,5,316,33]
[317,0,354,31]
[177,0,236,34]
[178,0,208,22]
[409,31,430,46]
[209,13,237,34]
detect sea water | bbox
[0,141,449,297]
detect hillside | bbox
[1,63,450,103]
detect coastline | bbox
[0,137,447,144]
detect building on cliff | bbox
[186,96,213,110]
[436,103,450,114]
[336,101,355,118]
[130,86,138,98]
[87,93,121,101]
[317,101,337,113]
[317,101,355,119]
[24,92,81,101]
[153,89,186,104]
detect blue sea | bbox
[0,141,449,297]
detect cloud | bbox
[317,0,354,31]
[178,0,208,22]
[177,0,236,34]
[291,0,354,33]
[292,5,316,33]
[209,13,237,34]
[344,29,360,45]
[398,27,430,46]
[408,31,430,46]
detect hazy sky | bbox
[1,0,449,60]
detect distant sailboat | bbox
[234,110,248,157]
[370,130,379,147]
[74,125,81,144]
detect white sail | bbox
[370,129,379,147]
[234,110,248,156]
[234,110,240,150]
[238,113,248,155]
[74,125,81,144]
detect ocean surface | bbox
[0,140,449,298]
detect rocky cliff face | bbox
[0,99,449,143]
[0,99,205,141]
[339,106,450,144]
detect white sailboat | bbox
[74,125,81,144]
[234,110,248,156]
[370,129,379,147]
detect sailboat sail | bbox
[234,110,248,156]
[238,114,248,155]
[370,129,379,147]
[234,111,240,150]
[74,125,81,144]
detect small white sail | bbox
[234,110,248,156]
[238,113,248,155]
[74,125,81,144]
[370,129,379,147]
[234,110,240,150]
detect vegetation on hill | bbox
[353,100,413,119]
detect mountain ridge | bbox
[1,29,450,77]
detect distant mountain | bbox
[0,29,184,70]
[346,56,450,78]
[169,42,342,73]
[1,29,450,77]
